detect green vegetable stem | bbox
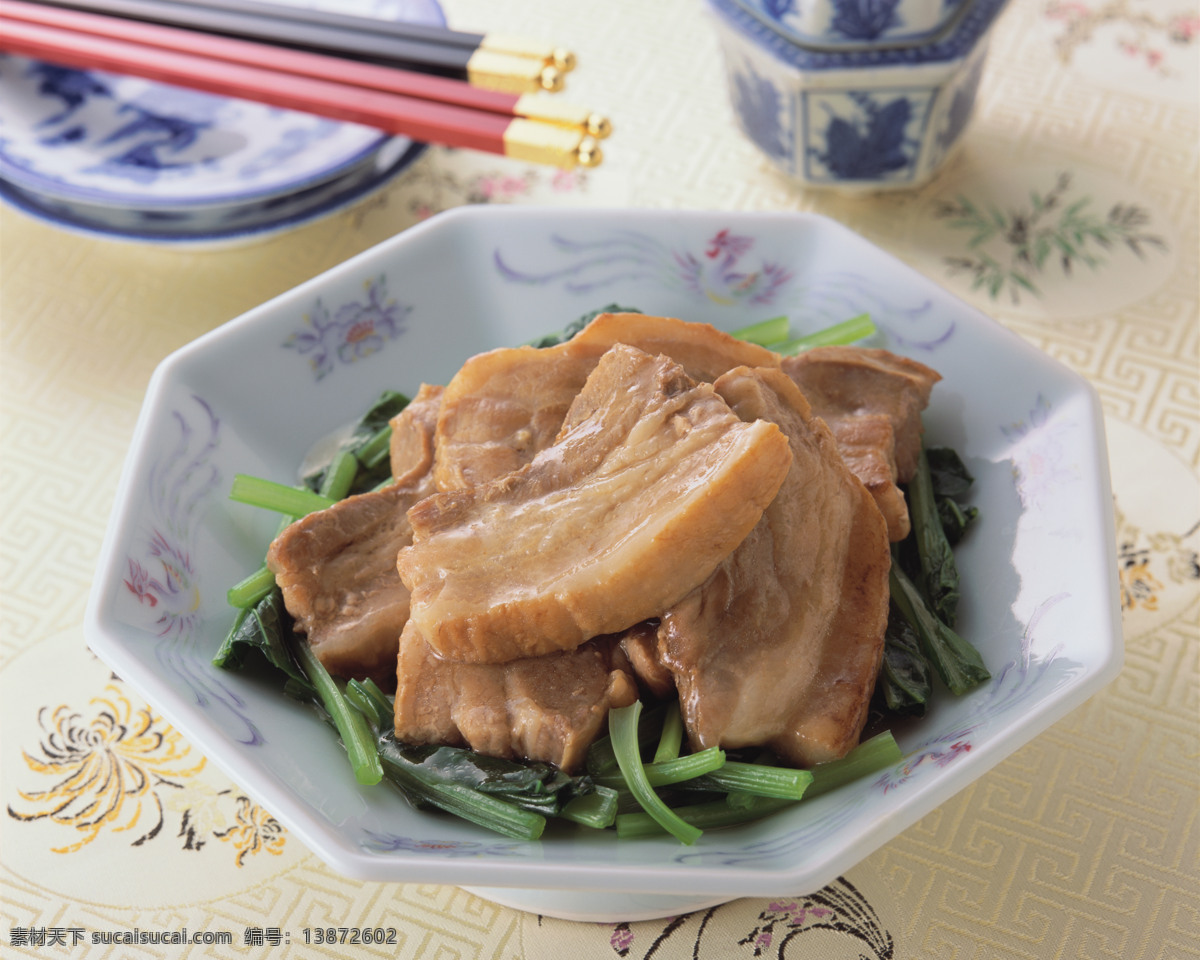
[609,701,703,844]
[890,563,990,697]
[907,447,961,626]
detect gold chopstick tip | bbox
[587,114,612,140]
[577,139,603,168]
[468,48,560,94]
[539,65,565,93]
[553,48,577,72]
[503,119,602,169]
[511,95,610,138]
[479,35,577,73]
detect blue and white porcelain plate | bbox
[0,0,444,241]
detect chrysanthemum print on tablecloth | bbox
[1,629,302,907]
[1104,417,1200,631]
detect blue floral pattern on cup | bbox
[806,90,931,183]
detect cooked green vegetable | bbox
[318,449,360,500]
[560,787,619,829]
[731,315,789,345]
[302,389,411,495]
[230,475,334,517]
[890,562,990,697]
[803,731,903,799]
[926,447,979,544]
[293,637,383,786]
[774,312,875,354]
[615,795,796,838]
[345,677,394,731]
[376,739,548,841]
[652,703,685,763]
[877,603,933,716]
[609,701,703,844]
[906,447,961,626]
[614,732,901,838]
[693,760,813,801]
[226,564,278,609]
[596,745,726,790]
[586,701,669,777]
[212,589,307,683]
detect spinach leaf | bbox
[905,447,962,627]
[212,588,311,693]
[877,603,933,716]
[302,389,411,495]
[388,743,583,814]
[925,446,975,498]
[926,446,979,545]
[890,562,990,697]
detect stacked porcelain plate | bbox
[0,0,444,244]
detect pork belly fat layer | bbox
[658,366,892,767]
[432,341,605,491]
[397,343,793,664]
[266,482,426,688]
[393,623,638,773]
[782,346,940,542]
[431,312,783,492]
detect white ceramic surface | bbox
[0,0,442,241]
[706,0,1012,190]
[85,207,1123,921]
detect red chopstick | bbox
[0,8,605,168]
[0,0,609,139]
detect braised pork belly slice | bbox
[432,313,782,491]
[782,346,940,541]
[432,340,606,490]
[397,343,793,664]
[393,622,638,772]
[657,366,891,767]
[266,480,429,688]
[389,383,443,486]
[619,621,676,699]
[570,312,781,381]
[267,385,441,690]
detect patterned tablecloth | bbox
[2,0,1197,957]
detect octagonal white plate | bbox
[85,206,1123,920]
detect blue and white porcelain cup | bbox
[707,0,1013,191]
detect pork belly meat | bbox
[389,383,443,486]
[782,346,940,541]
[265,388,443,687]
[266,480,428,688]
[656,366,891,767]
[397,343,793,664]
[432,313,782,492]
[432,340,606,491]
[570,312,782,382]
[393,621,638,772]
[620,621,676,699]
